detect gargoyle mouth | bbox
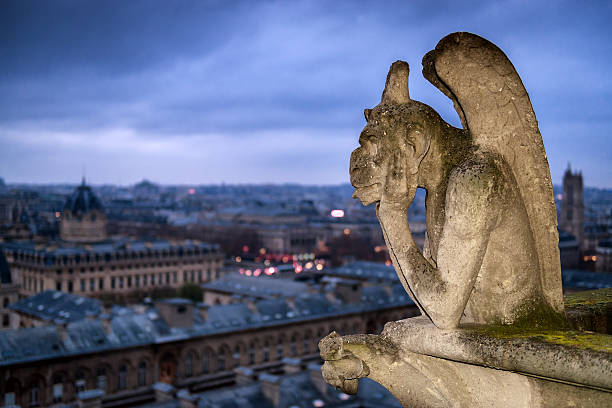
[352,183,382,206]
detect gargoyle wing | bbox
[422,32,564,313]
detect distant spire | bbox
[81,176,86,186]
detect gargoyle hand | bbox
[319,332,370,395]
[379,148,417,213]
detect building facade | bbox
[2,239,223,299]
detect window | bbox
[248,343,255,365]
[198,270,202,282]
[97,367,107,391]
[3,314,9,327]
[183,271,187,281]
[202,351,209,374]
[99,278,104,290]
[185,353,193,377]
[4,393,15,406]
[290,336,297,357]
[119,365,127,390]
[90,278,95,291]
[127,276,132,288]
[263,342,270,362]
[233,345,241,366]
[119,277,124,289]
[53,376,63,403]
[75,370,85,393]
[138,361,147,386]
[111,277,116,289]
[68,281,73,293]
[135,276,140,287]
[166,272,170,284]
[173,271,177,283]
[3,297,8,307]
[56,281,62,291]
[277,340,283,360]
[29,384,40,407]
[218,350,226,371]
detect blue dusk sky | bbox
[1,0,611,187]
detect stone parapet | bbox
[319,317,612,407]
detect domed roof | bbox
[63,179,104,214]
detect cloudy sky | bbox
[1,0,611,187]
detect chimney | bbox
[54,319,68,341]
[234,366,256,386]
[99,313,112,334]
[155,299,194,328]
[259,373,281,406]
[197,303,209,321]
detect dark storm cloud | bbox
[0,0,611,186]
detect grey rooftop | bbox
[0,280,412,366]
[8,290,102,323]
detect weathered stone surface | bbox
[383,316,612,390]
[349,32,564,330]
[320,317,612,407]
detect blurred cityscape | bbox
[0,166,610,407]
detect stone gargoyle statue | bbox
[318,33,592,406]
[350,32,565,330]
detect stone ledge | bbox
[382,316,612,390]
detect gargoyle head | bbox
[350,61,437,206]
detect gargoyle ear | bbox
[406,130,430,175]
[364,109,372,122]
[381,61,410,104]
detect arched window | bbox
[75,370,85,393]
[185,353,193,377]
[138,361,147,386]
[303,332,311,354]
[52,375,64,403]
[248,342,255,365]
[233,345,241,367]
[202,350,210,374]
[96,367,107,391]
[290,335,298,357]
[118,365,127,390]
[29,384,40,407]
[263,341,270,362]
[276,338,284,360]
[217,349,226,371]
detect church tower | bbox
[60,178,107,242]
[560,164,584,249]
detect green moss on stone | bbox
[564,288,612,310]
[472,325,612,354]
